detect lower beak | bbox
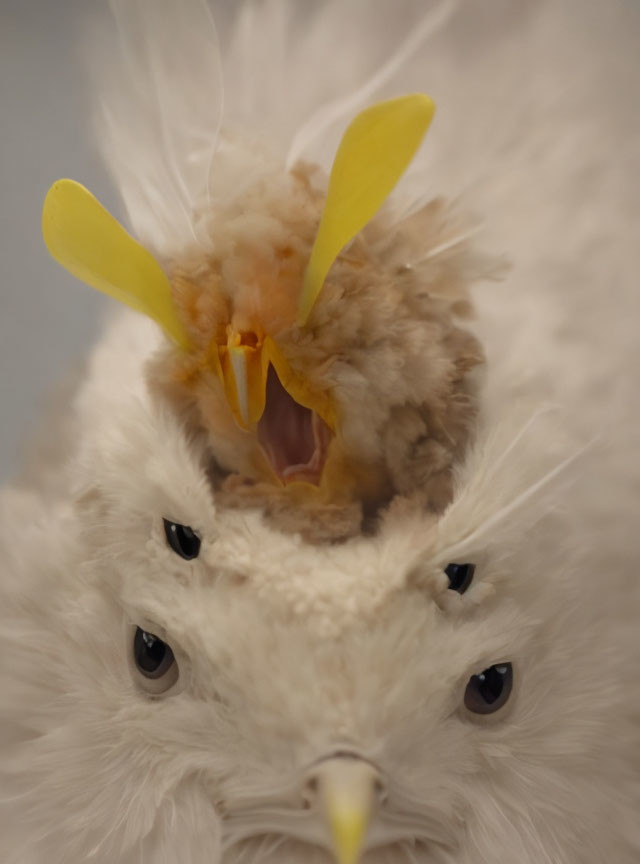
[312,758,380,864]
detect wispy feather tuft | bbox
[98,0,223,258]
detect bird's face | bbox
[155,168,482,519]
[44,96,482,517]
[3,395,608,864]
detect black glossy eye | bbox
[464,662,513,715]
[163,519,201,560]
[133,627,176,679]
[445,562,475,594]
[133,627,178,693]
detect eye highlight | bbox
[464,662,513,715]
[163,519,201,560]
[445,562,475,594]
[132,627,179,693]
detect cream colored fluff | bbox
[1,0,639,862]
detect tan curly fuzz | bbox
[147,164,492,541]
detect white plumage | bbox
[1,1,639,863]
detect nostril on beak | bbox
[302,753,387,807]
[373,775,387,805]
[302,773,319,809]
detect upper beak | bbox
[219,332,269,429]
[309,757,381,864]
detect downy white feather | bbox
[98,0,224,256]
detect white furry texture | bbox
[1,0,639,862]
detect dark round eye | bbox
[464,662,513,715]
[133,627,175,678]
[132,627,179,692]
[163,519,201,560]
[445,562,475,594]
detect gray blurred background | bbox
[0,0,116,483]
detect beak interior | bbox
[257,365,331,485]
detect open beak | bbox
[313,757,380,864]
[216,331,336,484]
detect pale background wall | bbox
[0,0,243,483]
[0,0,115,483]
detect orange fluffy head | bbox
[43,95,493,538]
[149,161,490,540]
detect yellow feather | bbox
[299,93,435,325]
[42,179,190,349]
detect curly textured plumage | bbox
[148,170,490,539]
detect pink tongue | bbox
[257,366,326,482]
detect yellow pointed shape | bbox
[220,333,271,429]
[42,179,190,348]
[328,804,368,864]
[299,93,435,325]
[317,758,378,864]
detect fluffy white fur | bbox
[1,0,639,862]
[1,342,637,864]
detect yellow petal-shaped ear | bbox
[299,93,435,325]
[42,179,190,349]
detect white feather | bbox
[98,0,223,257]
[285,0,457,167]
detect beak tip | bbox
[330,814,368,864]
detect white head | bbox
[1,388,635,864]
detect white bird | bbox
[1,1,639,863]
[0,360,638,864]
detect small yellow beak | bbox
[315,758,379,864]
